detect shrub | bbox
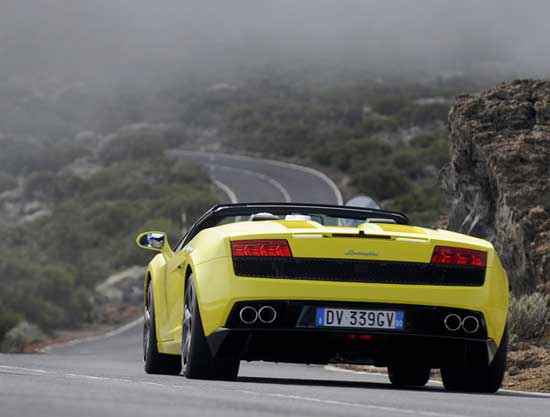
[0,309,23,341]
[370,95,412,116]
[508,292,550,342]
[410,133,439,148]
[0,136,90,175]
[389,185,446,226]
[24,172,83,201]
[97,128,165,163]
[353,166,414,201]
[390,147,426,180]
[398,102,450,126]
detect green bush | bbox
[371,96,412,116]
[389,185,446,226]
[0,309,23,341]
[353,166,414,201]
[360,113,398,133]
[97,129,165,163]
[0,136,90,175]
[398,102,450,126]
[22,296,65,330]
[410,133,439,148]
[508,293,550,342]
[24,172,83,201]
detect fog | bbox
[1,0,550,88]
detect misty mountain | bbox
[1,0,549,90]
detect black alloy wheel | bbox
[388,365,431,387]
[441,327,508,393]
[181,275,240,380]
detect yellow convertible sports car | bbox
[136,203,509,392]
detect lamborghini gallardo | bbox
[136,203,509,392]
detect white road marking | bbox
[0,365,56,375]
[238,389,470,417]
[0,365,155,387]
[40,317,144,352]
[213,179,238,203]
[171,150,343,204]
[324,365,550,398]
[210,165,292,202]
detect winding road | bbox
[0,152,548,417]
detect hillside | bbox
[182,74,496,225]
[0,128,220,347]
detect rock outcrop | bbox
[442,80,550,292]
[95,266,146,305]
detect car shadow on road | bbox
[238,376,438,392]
[236,376,548,399]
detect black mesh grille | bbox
[233,257,485,286]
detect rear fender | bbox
[185,229,232,319]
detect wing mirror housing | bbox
[136,231,171,254]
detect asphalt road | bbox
[167,150,343,205]
[1,153,548,417]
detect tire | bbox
[181,275,240,380]
[388,365,431,387]
[441,328,508,393]
[143,282,182,375]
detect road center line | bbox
[209,165,292,202]
[0,365,179,389]
[213,179,238,203]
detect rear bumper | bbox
[207,328,497,368]
[206,300,498,367]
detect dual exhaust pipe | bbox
[239,305,277,325]
[444,313,480,334]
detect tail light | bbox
[231,239,292,257]
[431,246,487,267]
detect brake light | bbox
[231,240,293,257]
[431,246,487,267]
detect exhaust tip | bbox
[444,314,462,332]
[258,306,277,324]
[239,306,258,324]
[462,316,480,334]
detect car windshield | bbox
[216,213,379,226]
[176,203,408,251]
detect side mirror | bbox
[136,231,169,252]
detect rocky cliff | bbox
[442,80,550,293]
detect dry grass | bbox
[509,293,550,343]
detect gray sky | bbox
[1,0,549,86]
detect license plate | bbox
[316,308,404,330]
